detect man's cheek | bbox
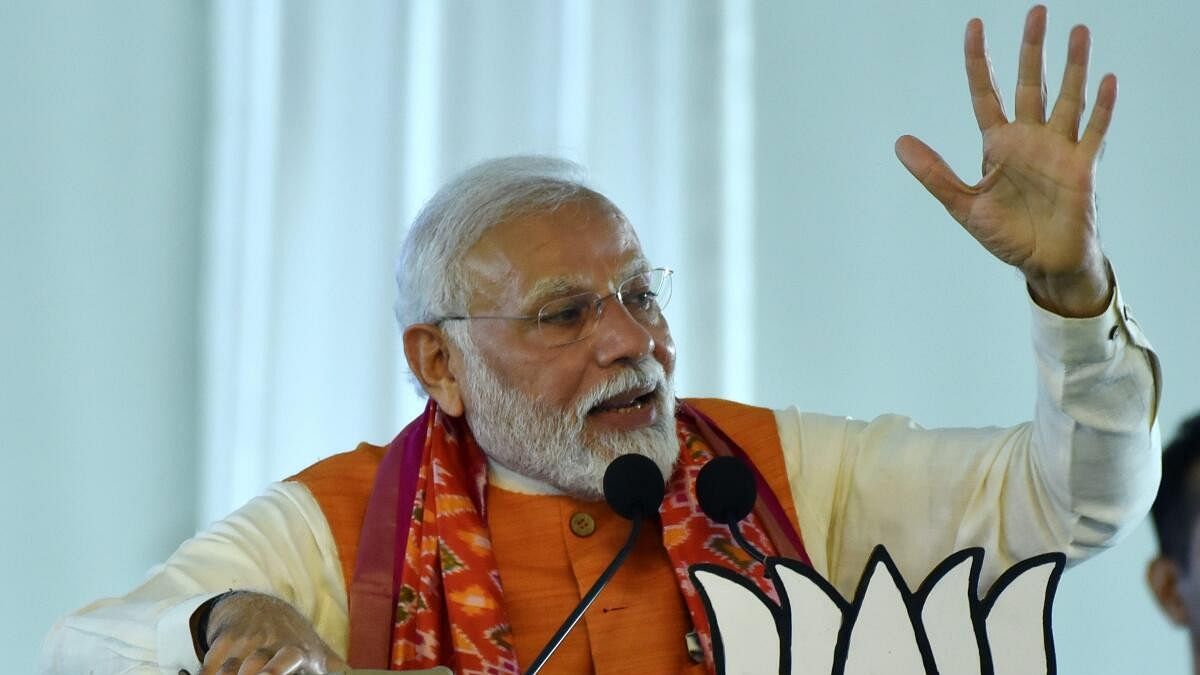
[654,327,677,375]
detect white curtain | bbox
[201,0,756,525]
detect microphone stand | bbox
[522,512,644,675]
[726,517,766,565]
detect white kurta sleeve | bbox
[776,283,1161,597]
[38,482,348,674]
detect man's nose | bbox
[591,298,654,366]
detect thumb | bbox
[894,135,974,222]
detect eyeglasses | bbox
[437,267,673,347]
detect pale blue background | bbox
[3,1,1196,673]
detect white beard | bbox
[451,330,678,501]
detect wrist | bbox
[190,590,240,661]
[1024,257,1113,318]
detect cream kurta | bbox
[40,287,1161,674]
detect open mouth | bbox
[589,384,657,415]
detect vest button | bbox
[569,512,596,537]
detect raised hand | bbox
[198,592,348,674]
[895,5,1114,317]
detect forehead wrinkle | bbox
[521,273,591,307]
[519,255,653,309]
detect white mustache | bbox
[573,359,668,419]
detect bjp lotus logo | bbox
[689,546,1065,675]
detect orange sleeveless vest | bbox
[290,398,799,673]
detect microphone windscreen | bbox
[696,456,758,524]
[603,453,666,520]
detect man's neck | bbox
[486,459,565,496]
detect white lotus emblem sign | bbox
[689,546,1065,675]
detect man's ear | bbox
[402,323,465,417]
[1148,556,1191,627]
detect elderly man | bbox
[42,7,1160,675]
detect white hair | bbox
[396,160,679,493]
[394,155,596,333]
[448,321,677,499]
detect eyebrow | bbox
[619,257,652,279]
[519,257,653,309]
[521,275,590,308]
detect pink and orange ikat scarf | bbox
[346,400,808,673]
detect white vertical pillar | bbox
[557,0,592,164]
[201,0,282,526]
[392,0,444,424]
[719,0,755,400]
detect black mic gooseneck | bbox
[696,455,766,564]
[523,453,666,675]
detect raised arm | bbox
[779,6,1160,597]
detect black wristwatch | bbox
[189,590,238,661]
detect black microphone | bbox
[696,456,766,564]
[523,453,666,675]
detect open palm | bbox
[896,6,1114,316]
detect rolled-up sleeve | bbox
[776,281,1161,596]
